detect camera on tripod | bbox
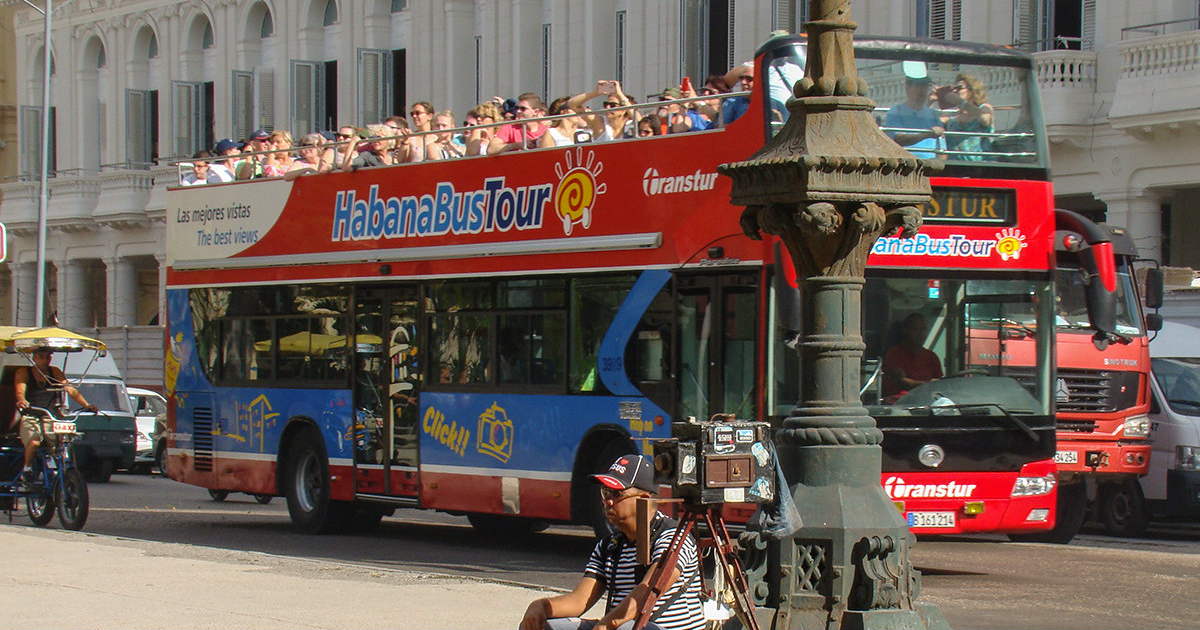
[652,415,775,505]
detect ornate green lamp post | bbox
[719,1,947,627]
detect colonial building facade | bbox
[3,0,1200,377]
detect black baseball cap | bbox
[591,454,657,494]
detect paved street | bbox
[4,473,1199,629]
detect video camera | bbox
[652,416,776,505]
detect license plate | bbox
[907,511,956,528]
[51,421,76,435]
[1054,450,1078,464]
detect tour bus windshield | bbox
[1054,268,1144,337]
[771,273,1055,418]
[761,39,1049,170]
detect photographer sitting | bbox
[519,454,705,630]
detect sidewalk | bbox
[1,524,560,629]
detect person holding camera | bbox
[567,80,636,143]
[519,454,705,630]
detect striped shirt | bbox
[583,515,705,630]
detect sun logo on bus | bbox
[995,227,1027,261]
[553,147,606,235]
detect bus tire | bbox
[587,439,637,539]
[1098,479,1148,538]
[285,429,344,534]
[466,513,548,536]
[1007,481,1086,544]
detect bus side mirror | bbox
[1144,267,1164,310]
[1145,312,1163,332]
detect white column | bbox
[155,253,167,329]
[58,259,88,329]
[10,262,36,327]
[1097,192,1162,262]
[105,256,138,327]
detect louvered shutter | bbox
[256,68,275,131]
[1013,0,1040,51]
[291,60,323,136]
[232,70,253,142]
[126,89,152,168]
[1081,0,1096,51]
[19,105,41,178]
[172,80,203,157]
[358,48,392,126]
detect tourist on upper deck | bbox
[540,97,593,148]
[567,80,635,142]
[235,129,272,180]
[720,62,754,125]
[333,125,359,170]
[261,130,296,178]
[405,101,436,162]
[885,74,944,159]
[636,114,664,137]
[426,111,465,160]
[658,86,713,134]
[382,115,413,162]
[940,73,994,162]
[181,150,222,186]
[488,93,548,154]
[341,124,396,170]
[466,102,502,156]
[285,133,334,179]
[209,139,239,182]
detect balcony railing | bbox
[1034,50,1097,89]
[1121,17,1200,40]
[1119,28,1200,78]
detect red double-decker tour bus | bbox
[163,35,1070,536]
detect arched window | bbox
[323,0,338,26]
[391,0,408,12]
[261,10,275,38]
[148,32,159,59]
[202,21,214,49]
[97,46,106,68]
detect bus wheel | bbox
[285,430,344,534]
[467,513,548,536]
[586,439,636,539]
[1098,479,1148,537]
[1007,481,1086,544]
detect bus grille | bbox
[1007,367,1139,415]
[193,406,214,472]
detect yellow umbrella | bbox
[8,326,107,355]
[254,331,344,355]
[328,334,383,352]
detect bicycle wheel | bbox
[26,475,55,527]
[56,468,89,531]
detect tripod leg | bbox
[634,511,696,630]
[705,509,760,630]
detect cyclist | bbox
[14,348,96,488]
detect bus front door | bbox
[353,286,421,500]
[676,273,760,421]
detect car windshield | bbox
[1153,357,1200,416]
[69,382,132,414]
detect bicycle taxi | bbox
[0,326,107,530]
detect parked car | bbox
[127,387,167,474]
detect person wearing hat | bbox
[884,73,945,159]
[235,129,273,180]
[208,139,239,182]
[519,454,705,630]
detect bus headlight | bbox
[1177,445,1200,471]
[1123,415,1151,438]
[1012,474,1056,497]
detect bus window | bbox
[570,275,636,394]
[431,313,491,385]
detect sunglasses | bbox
[602,102,620,109]
[410,110,429,116]
[699,88,718,96]
[336,134,352,139]
[600,487,645,505]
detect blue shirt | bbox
[885,102,943,159]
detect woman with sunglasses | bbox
[941,73,994,162]
[567,80,636,143]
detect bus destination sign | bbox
[922,187,1015,225]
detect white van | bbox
[1137,321,1200,532]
